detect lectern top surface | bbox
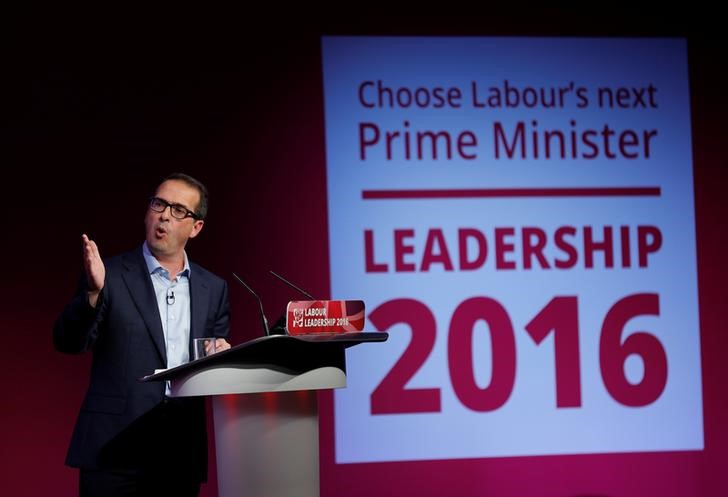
[139,331,388,383]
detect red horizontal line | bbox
[362,187,661,199]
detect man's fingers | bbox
[88,240,100,259]
[82,235,101,261]
[205,338,231,355]
[81,233,105,293]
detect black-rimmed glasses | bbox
[149,197,201,220]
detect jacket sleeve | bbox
[53,274,107,354]
[212,280,231,339]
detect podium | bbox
[141,332,387,497]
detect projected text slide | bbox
[322,37,702,463]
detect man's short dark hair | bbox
[162,172,209,219]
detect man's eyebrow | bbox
[159,197,192,210]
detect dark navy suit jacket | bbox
[53,246,230,480]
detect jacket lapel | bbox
[121,249,167,365]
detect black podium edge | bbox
[139,331,388,383]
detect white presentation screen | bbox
[322,36,702,463]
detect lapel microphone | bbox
[166,289,175,305]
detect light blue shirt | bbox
[142,242,192,395]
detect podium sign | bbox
[286,300,365,335]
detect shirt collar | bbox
[142,241,191,278]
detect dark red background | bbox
[6,16,726,497]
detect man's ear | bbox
[189,219,205,239]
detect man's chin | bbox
[147,240,169,254]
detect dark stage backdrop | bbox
[5,18,727,497]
